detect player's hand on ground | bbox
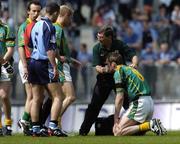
[113,123,119,136]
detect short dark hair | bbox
[107,52,123,65]
[45,2,59,15]
[98,25,114,38]
[27,0,42,11]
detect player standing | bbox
[54,5,77,124]
[28,2,66,137]
[18,0,42,135]
[0,20,15,135]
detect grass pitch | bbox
[0,131,179,144]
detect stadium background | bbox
[0,0,180,133]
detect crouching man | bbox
[106,52,167,136]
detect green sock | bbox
[22,112,30,122]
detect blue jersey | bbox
[30,17,56,60]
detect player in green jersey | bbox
[54,5,80,127]
[0,19,15,136]
[106,52,167,136]
[17,0,42,135]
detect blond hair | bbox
[60,5,74,16]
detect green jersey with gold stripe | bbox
[18,18,32,48]
[114,65,151,102]
[54,22,71,83]
[0,20,15,56]
[53,22,71,61]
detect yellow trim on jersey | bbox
[116,65,123,71]
[127,73,143,95]
[54,22,64,28]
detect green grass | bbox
[0,131,179,144]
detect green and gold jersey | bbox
[0,20,15,56]
[18,18,32,48]
[54,22,71,83]
[53,22,70,61]
[114,65,151,102]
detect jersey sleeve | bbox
[18,24,26,47]
[114,70,125,93]
[5,25,15,47]
[43,23,56,51]
[92,44,100,66]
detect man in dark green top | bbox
[79,25,138,136]
[106,52,166,136]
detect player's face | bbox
[97,32,110,47]
[28,4,41,21]
[51,11,59,23]
[64,12,73,27]
[108,62,116,72]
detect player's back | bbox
[30,17,55,60]
[115,65,151,102]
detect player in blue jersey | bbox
[28,2,66,137]
[106,52,167,136]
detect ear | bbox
[112,62,117,68]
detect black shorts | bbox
[28,59,59,85]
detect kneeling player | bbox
[106,52,167,136]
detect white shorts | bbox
[124,96,154,123]
[18,60,28,84]
[0,65,12,82]
[63,63,72,82]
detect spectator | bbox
[77,43,91,97]
[121,24,141,51]
[142,19,158,50]
[171,5,180,50]
[153,4,171,44]
[139,43,158,66]
[69,41,78,90]
[129,8,143,42]
[156,42,176,65]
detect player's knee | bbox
[0,90,8,100]
[26,92,33,100]
[70,95,76,103]
[66,95,76,104]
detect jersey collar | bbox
[116,65,123,71]
[55,22,64,28]
[26,18,33,23]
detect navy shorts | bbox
[28,59,59,85]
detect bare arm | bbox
[95,65,109,74]
[3,46,14,63]
[114,91,124,124]
[129,55,138,69]
[47,50,58,79]
[18,47,28,67]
